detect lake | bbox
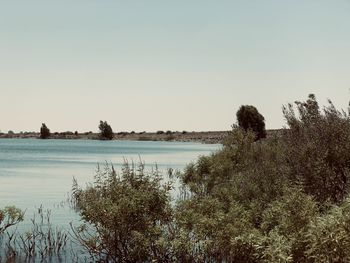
[0,139,220,229]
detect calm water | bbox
[0,139,220,228]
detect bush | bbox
[72,163,173,262]
[283,94,350,203]
[157,130,165,134]
[174,196,261,262]
[302,195,350,262]
[40,123,50,139]
[236,105,266,140]
[98,120,114,140]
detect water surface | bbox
[0,139,220,227]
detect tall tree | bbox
[40,123,50,139]
[98,120,114,140]
[236,105,266,140]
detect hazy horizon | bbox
[1,0,350,133]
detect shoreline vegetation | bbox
[4,94,350,261]
[0,130,282,144]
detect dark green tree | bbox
[40,123,50,139]
[236,105,266,140]
[98,120,114,140]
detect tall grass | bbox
[0,206,69,262]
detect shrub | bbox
[71,163,173,262]
[157,130,165,134]
[174,197,261,262]
[302,195,350,262]
[40,123,50,139]
[236,105,267,140]
[283,94,350,203]
[261,188,317,237]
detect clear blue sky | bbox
[1,0,350,132]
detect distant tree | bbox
[74,131,78,136]
[40,123,51,139]
[236,105,266,140]
[98,121,113,140]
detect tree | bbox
[236,105,266,140]
[40,123,50,139]
[98,120,114,140]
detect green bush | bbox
[302,196,350,262]
[283,94,350,203]
[72,163,173,262]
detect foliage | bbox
[302,196,350,263]
[98,120,114,140]
[40,123,50,139]
[236,105,267,140]
[0,206,24,234]
[173,196,261,262]
[68,94,350,262]
[283,94,350,203]
[72,163,173,262]
[177,94,350,262]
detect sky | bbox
[1,0,350,133]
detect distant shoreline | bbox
[0,131,228,144]
[0,130,282,144]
